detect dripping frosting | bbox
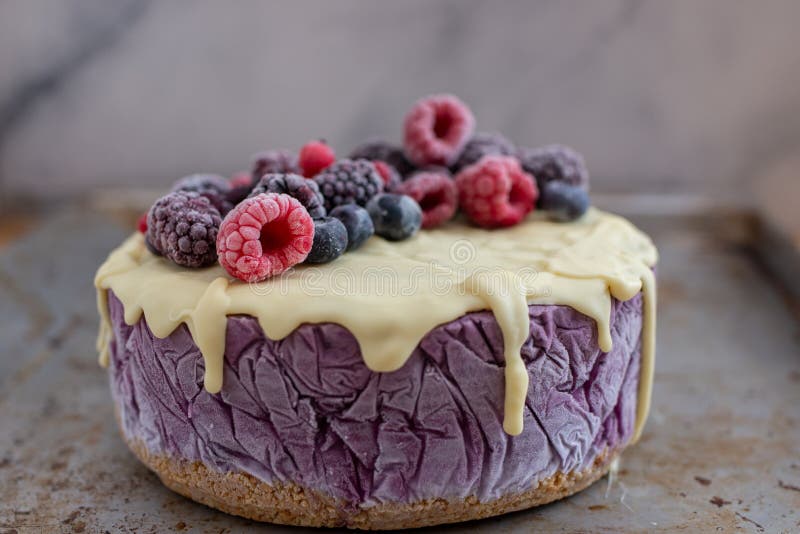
[95,208,657,440]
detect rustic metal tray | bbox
[1,210,798,533]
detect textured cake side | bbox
[107,291,642,505]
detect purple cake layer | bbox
[106,290,642,506]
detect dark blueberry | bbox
[330,204,374,251]
[540,181,590,222]
[366,194,422,241]
[305,217,348,264]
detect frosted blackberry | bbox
[250,173,327,219]
[250,149,300,182]
[146,191,222,268]
[517,144,590,194]
[313,159,384,212]
[171,174,234,215]
[452,132,515,172]
[348,139,415,176]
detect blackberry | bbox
[250,173,327,219]
[452,132,515,172]
[516,144,590,195]
[313,159,384,212]
[250,149,300,182]
[171,174,234,215]
[146,191,222,268]
[348,139,415,176]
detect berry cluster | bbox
[140,94,592,281]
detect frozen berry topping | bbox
[227,171,253,205]
[396,171,457,229]
[250,149,300,182]
[517,144,590,194]
[313,159,384,212]
[403,94,475,167]
[373,160,402,192]
[298,140,336,178]
[137,212,148,234]
[217,193,314,282]
[171,174,234,215]
[366,193,422,241]
[330,204,374,251]
[540,181,590,222]
[452,132,515,172]
[250,173,327,219]
[146,191,222,268]
[455,155,538,228]
[348,138,415,176]
[306,217,348,264]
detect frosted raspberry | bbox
[298,140,335,177]
[403,94,475,167]
[396,171,457,229]
[217,193,314,282]
[455,156,538,228]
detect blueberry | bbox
[306,217,348,263]
[540,181,590,222]
[330,204,374,251]
[366,194,422,241]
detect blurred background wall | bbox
[1,0,799,206]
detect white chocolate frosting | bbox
[95,208,657,440]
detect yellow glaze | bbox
[95,208,657,440]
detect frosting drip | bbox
[95,208,657,439]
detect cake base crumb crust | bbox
[126,437,620,530]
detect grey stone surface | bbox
[0,210,799,532]
[2,1,800,204]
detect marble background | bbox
[1,0,799,205]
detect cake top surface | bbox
[96,208,657,438]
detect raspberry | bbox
[146,191,222,268]
[313,159,384,212]
[217,193,314,282]
[250,173,327,219]
[348,138,415,176]
[452,132,515,172]
[137,212,148,233]
[455,155,538,228]
[403,94,475,167]
[250,149,300,182]
[373,160,402,192]
[396,171,457,229]
[516,144,590,194]
[172,174,234,215]
[298,140,335,177]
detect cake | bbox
[95,95,657,529]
